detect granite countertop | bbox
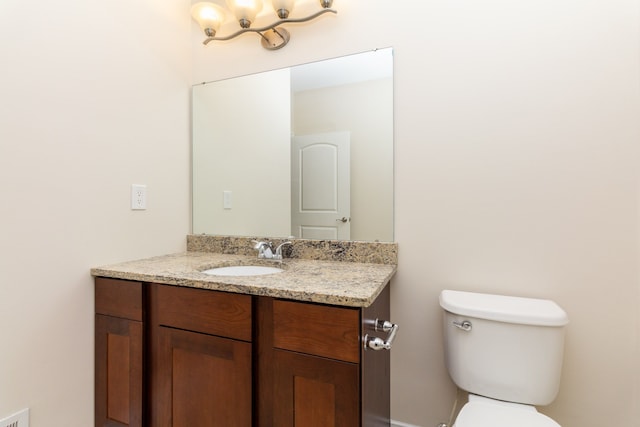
[91,251,396,307]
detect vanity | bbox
[93,235,397,427]
[95,48,397,426]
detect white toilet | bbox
[439,290,569,427]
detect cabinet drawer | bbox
[95,278,143,321]
[273,300,360,363]
[154,284,252,342]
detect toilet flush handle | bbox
[453,320,472,332]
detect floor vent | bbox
[0,408,29,427]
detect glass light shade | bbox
[191,2,226,35]
[272,0,295,18]
[226,0,263,26]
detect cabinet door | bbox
[273,349,360,427]
[152,326,252,427]
[95,315,143,427]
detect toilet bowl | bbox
[454,395,560,427]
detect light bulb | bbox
[191,2,226,37]
[226,0,263,28]
[272,0,295,18]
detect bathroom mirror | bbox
[192,48,393,242]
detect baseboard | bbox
[391,420,422,427]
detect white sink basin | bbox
[201,265,284,276]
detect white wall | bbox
[194,1,640,426]
[0,1,191,426]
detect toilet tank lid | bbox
[440,290,569,327]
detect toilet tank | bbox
[440,290,569,406]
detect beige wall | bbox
[193,1,640,426]
[0,0,638,426]
[0,1,192,425]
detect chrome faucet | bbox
[253,241,274,259]
[274,241,292,260]
[253,240,292,260]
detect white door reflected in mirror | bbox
[292,131,350,240]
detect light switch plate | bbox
[223,190,232,209]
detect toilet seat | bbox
[455,397,561,427]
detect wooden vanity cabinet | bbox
[257,285,391,427]
[95,278,391,427]
[269,299,360,426]
[148,283,253,427]
[95,278,144,427]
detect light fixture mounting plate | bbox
[260,27,290,50]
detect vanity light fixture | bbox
[191,0,337,50]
